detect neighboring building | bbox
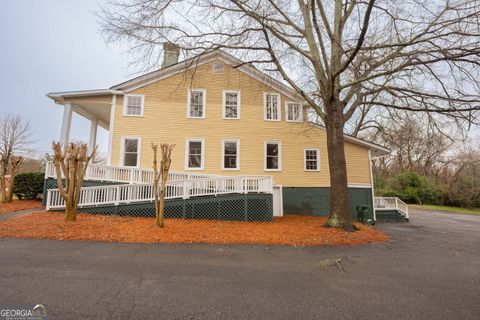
[46,45,390,220]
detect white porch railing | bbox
[374,197,409,219]
[46,175,273,210]
[45,161,218,184]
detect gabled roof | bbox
[46,50,389,157]
[309,123,390,157]
[110,50,303,101]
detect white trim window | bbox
[264,93,281,121]
[123,95,144,116]
[265,141,282,171]
[185,139,205,170]
[285,102,303,122]
[187,89,206,118]
[222,139,240,170]
[304,148,320,171]
[223,91,240,119]
[120,137,141,167]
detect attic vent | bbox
[213,63,224,74]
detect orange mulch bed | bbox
[0,211,389,246]
[0,200,44,214]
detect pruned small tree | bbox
[152,143,175,227]
[52,142,97,222]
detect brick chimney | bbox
[162,42,180,68]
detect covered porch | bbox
[47,89,122,164]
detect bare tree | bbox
[371,113,453,176]
[152,143,175,227]
[99,0,480,230]
[52,142,97,221]
[0,114,31,203]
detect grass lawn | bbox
[411,204,480,216]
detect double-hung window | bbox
[265,141,281,171]
[223,91,240,119]
[222,140,239,170]
[185,139,205,170]
[304,149,320,171]
[286,102,303,122]
[123,95,144,116]
[188,89,206,118]
[264,93,280,121]
[121,137,140,167]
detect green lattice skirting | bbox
[44,179,273,221]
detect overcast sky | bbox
[0,0,130,156]
[0,1,478,158]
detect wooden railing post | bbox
[46,189,51,210]
[182,180,189,199]
[115,186,120,205]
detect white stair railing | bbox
[374,197,409,218]
[46,175,273,210]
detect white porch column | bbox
[88,118,98,151]
[59,102,73,145]
[107,95,117,165]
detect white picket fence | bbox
[46,175,273,210]
[45,161,218,184]
[374,197,409,219]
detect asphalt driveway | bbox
[0,208,479,320]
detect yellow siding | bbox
[111,61,372,187]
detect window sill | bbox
[264,118,281,122]
[122,114,144,117]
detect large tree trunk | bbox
[324,101,355,231]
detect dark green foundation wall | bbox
[282,187,373,220]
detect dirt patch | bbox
[0,211,389,246]
[0,200,44,214]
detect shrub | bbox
[13,172,44,200]
[438,176,480,209]
[379,171,438,205]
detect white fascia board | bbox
[46,89,124,104]
[47,89,123,98]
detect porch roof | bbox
[47,89,122,129]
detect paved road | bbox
[0,209,479,320]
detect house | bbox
[45,44,395,221]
